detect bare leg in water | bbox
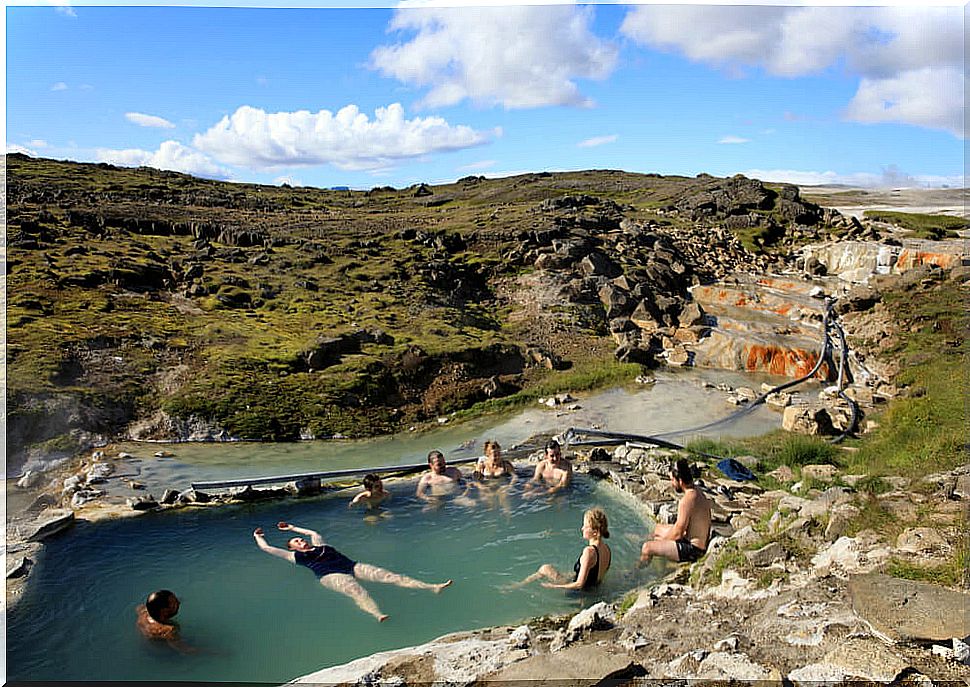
[318,573,389,622]
[507,563,570,589]
[353,563,453,593]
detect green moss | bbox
[862,210,965,239]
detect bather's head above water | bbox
[145,589,180,622]
[287,537,314,552]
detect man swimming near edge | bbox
[253,521,452,622]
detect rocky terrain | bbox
[8,154,910,477]
[5,154,969,685]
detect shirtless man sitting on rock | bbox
[640,458,711,565]
[525,439,573,496]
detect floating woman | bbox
[253,521,452,622]
[513,508,611,591]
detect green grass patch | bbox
[863,210,966,239]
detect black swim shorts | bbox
[675,539,705,563]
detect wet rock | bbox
[27,510,75,541]
[71,488,104,507]
[290,476,322,496]
[177,488,211,504]
[128,495,160,511]
[84,463,114,484]
[848,573,970,642]
[160,488,180,505]
[7,557,32,579]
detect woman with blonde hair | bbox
[514,508,611,591]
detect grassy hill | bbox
[6,154,838,469]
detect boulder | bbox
[128,495,160,511]
[848,573,970,642]
[160,488,180,505]
[822,638,909,683]
[895,527,948,555]
[745,542,786,567]
[782,405,835,435]
[801,464,838,481]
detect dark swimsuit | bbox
[295,545,358,578]
[573,545,601,590]
[675,539,706,563]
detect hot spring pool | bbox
[7,474,655,683]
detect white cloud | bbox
[192,103,493,171]
[95,140,232,179]
[370,5,617,109]
[718,135,750,144]
[7,144,39,156]
[125,112,176,129]
[27,139,49,149]
[51,82,68,91]
[620,6,965,137]
[273,175,303,187]
[742,167,964,189]
[578,135,618,148]
[844,67,964,139]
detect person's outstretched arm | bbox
[543,546,594,590]
[253,527,296,561]
[277,521,324,546]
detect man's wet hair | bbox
[427,450,445,463]
[363,473,381,490]
[671,458,695,484]
[145,590,177,622]
[545,439,561,453]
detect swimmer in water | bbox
[254,521,452,622]
[136,590,196,653]
[472,440,517,511]
[512,508,611,591]
[350,474,391,511]
[416,450,469,508]
[524,439,573,497]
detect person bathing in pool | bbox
[136,589,196,654]
[253,521,452,622]
[513,508,611,591]
[349,473,391,511]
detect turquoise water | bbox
[7,475,653,684]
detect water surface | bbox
[8,476,652,684]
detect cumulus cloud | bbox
[718,135,750,144]
[844,67,964,138]
[192,103,493,171]
[370,5,617,109]
[743,167,964,189]
[95,140,232,179]
[578,135,618,148]
[621,6,964,137]
[125,112,176,129]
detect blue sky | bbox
[5,2,965,190]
